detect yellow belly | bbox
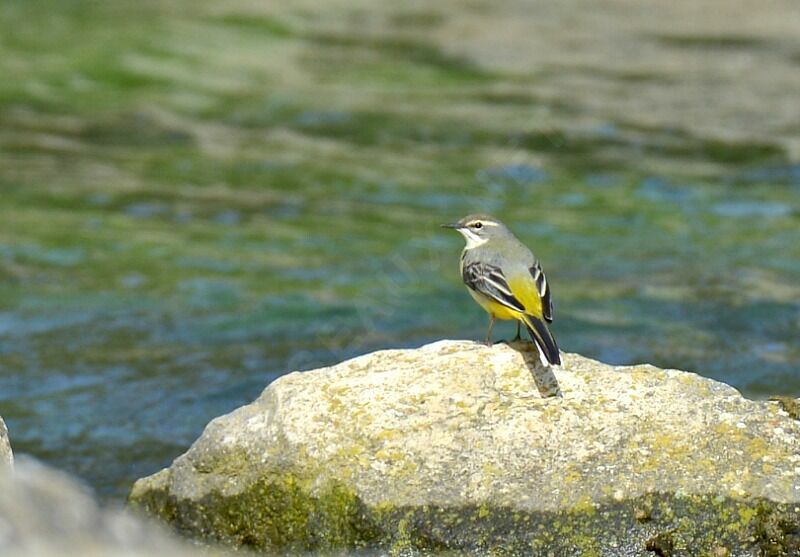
[467,288,522,321]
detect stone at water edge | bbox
[1,419,221,556]
[129,340,800,555]
[1,416,12,468]
[0,458,227,557]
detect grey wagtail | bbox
[442,214,561,366]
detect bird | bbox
[442,214,561,366]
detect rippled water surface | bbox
[1,0,799,500]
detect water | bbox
[1,0,799,501]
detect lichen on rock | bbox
[129,340,800,555]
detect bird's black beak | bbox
[441,222,460,229]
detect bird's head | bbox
[441,214,512,248]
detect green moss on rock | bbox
[131,475,800,556]
[131,471,379,551]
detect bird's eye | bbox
[473,222,483,229]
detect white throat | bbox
[460,230,488,249]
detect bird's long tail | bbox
[521,314,561,366]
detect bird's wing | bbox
[462,262,526,313]
[528,260,553,322]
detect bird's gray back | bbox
[461,236,536,275]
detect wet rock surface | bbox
[130,340,800,555]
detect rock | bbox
[130,340,800,555]
[0,416,12,469]
[0,457,224,557]
[770,396,800,420]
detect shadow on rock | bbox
[505,340,562,398]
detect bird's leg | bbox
[512,321,522,342]
[485,315,496,346]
